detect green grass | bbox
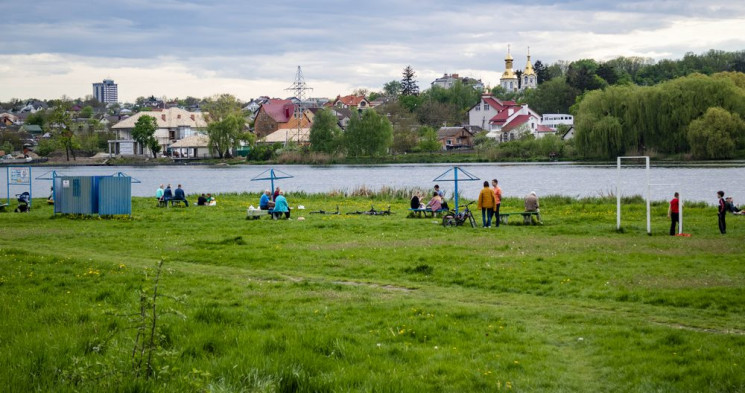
[0,193,743,392]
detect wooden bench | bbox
[408,208,448,218]
[168,199,187,208]
[499,211,542,225]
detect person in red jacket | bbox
[717,190,726,234]
[667,192,680,236]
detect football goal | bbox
[616,156,683,235]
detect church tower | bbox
[500,45,518,92]
[521,47,537,90]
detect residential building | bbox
[467,93,548,141]
[109,107,207,156]
[431,73,485,90]
[333,95,370,111]
[541,114,574,130]
[253,99,313,138]
[261,128,311,145]
[436,126,475,150]
[93,79,118,103]
[169,134,213,158]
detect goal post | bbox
[616,156,683,235]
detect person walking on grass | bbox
[717,190,726,234]
[477,181,496,228]
[668,192,680,236]
[492,179,502,227]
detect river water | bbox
[6,162,744,204]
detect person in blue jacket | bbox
[173,184,189,207]
[272,191,290,219]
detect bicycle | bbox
[346,205,393,216]
[309,205,340,215]
[441,202,476,228]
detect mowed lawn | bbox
[0,193,743,393]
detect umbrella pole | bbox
[454,167,459,213]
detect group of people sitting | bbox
[196,193,217,206]
[259,187,290,219]
[410,185,450,215]
[155,184,190,207]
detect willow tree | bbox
[344,110,393,157]
[574,72,745,159]
[687,107,745,159]
[202,94,252,159]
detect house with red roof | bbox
[333,95,371,111]
[468,93,554,142]
[253,99,314,138]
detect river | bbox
[5,162,744,204]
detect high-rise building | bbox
[93,79,118,103]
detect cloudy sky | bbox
[2,0,744,102]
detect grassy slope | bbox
[0,194,743,392]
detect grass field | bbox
[0,192,743,392]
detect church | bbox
[499,46,537,92]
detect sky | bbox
[1,0,744,103]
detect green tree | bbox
[401,66,419,96]
[202,94,251,158]
[378,101,420,153]
[25,111,46,128]
[524,77,579,114]
[566,59,606,92]
[417,126,441,152]
[344,110,393,157]
[132,115,160,158]
[47,102,77,161]
[79,106,94,119]
[309,108,341,154]
[383,80,402,98]
[687,107,745,159]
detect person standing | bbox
[477,181,496,228]
[492,179,502,227]
[668,192,680,236]
[717,190,726,234]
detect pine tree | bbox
[401,65,419,96]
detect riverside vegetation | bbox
[0,191,743,392]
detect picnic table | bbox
[408,207,448,218]
[499,211,542,225]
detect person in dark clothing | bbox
[197,194,207,206]
[717,190,726,234]
[163,184,173,201]
[668,192,680,236]
[410,193,422,210]
[174,184,189,207]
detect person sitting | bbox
[427,192,443,215]
[524,191,542,224]
[163,184,173,202]
[173,184,189,207]
[156,184,164,202]
[259,190,275,210]
[410,192,423,210]
[47,186,54,205]
[197,194,207,206]
[273,187,281,201]
[725,197,743,215]
[206,193,217,206]
[272,191,290,219]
